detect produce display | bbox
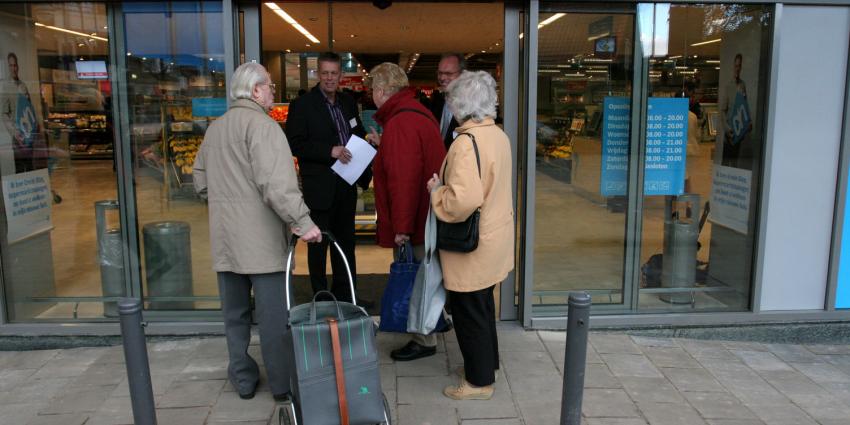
[269,104,289,122]
[169,106,193,122]
[169,135,202,175]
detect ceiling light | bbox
[264,3,320,44]
[103,26,108,30]
[690,38,721,47]
[34,22,108,41]
[538,13,565,29]
[127,52,132,56]
[481,50,486,53]
[285,49,291,53]
[350,34,356,38]
[78,43,84,47]
[142,57,146,61]
[519,33,524,39]
[306,44,311,47]
[668,55,682,59]
[495,42,500,46]
[586,70,608,74]
[705,60,720,64]
[583,58,613,63]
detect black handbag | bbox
[437,133,481,253]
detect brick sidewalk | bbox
[2,323,850,424]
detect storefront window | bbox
[636,4,772,312]
[1,2,118,321]
[122,1,225,311]
[532,6,636,311]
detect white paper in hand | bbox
[331,135,376,185]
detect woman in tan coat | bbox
[427,70,514,400]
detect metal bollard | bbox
[118,299,157,425]
[560,292,591,425]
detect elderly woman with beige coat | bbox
[427,70,515,400]
[194,62,321,402]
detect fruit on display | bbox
[269,104,289,122]
[169,135,203,175]
[170,106,194,122]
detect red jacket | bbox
[373,89,447,248]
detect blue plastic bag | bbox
[379,243,419,333]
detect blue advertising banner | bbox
[192,98,227,117]
[15,94,37,147]
[727,91,751,145]
[600,97,688,196]
[837,191,850,308]
[600,97,630,196]
[644,97,688,196]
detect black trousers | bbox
[308,179,358,302]
[449,285,499,387]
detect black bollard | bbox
[118,298,158,425]
[560,292,591,425]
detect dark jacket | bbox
[427,90,460,151]
[374,88,447,248]
[286,85,369,211]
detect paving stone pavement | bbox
[3,323,850,424]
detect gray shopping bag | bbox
[288,292,385,425]
[407,205,447,335]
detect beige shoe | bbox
[454,366,500,382]
[443,377,494,400]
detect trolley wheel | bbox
[278,399,296,425]
[381,392,393,425]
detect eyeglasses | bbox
[262,82,277,91]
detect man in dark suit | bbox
[427,53,465,150]
[286,52,370,304]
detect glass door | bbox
[116,1,227,314]
[529,3,637,315]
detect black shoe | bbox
[390,341,436,362]
[238,388,257,400]
[273,392,291,402]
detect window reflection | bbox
[638,4,772,312]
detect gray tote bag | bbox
[407,204,447,334]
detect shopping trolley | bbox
[279,231,392,425]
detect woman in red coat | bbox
[369,62,447,361]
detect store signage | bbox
[191,98,227,118]
[644,97,687,196]
[600,97,630,196]
[600,97,688,196]
[709,165,751,235]
[75,60,108,80]
[2,168,53,243]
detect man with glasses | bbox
[286,52,370,305]
[427,53,465,150]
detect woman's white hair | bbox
[446,70,497,123]
[229,62,268,101]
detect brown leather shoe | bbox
[443,377,494,400]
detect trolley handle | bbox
[285,231,356,311]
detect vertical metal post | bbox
[560,292,591,425]
[119,299,157,425]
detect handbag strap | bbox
[441,132,481,184]
[327,318,350,425]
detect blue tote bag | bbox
[378,242,419,332]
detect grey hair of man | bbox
[440,53,466,71]
[446,70,497,124]
[229,62,268,101]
